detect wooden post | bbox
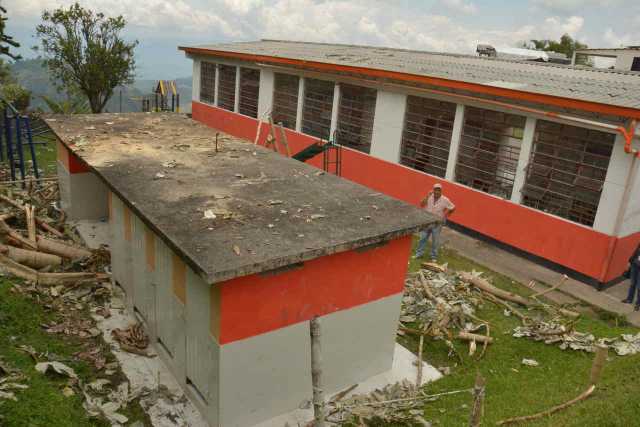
[310,317,326,427]
[469,373,486,427]
[590,344,608,385]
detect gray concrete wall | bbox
[218,292,402,427]
[58,161,108,221]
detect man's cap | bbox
[433,183,442,189]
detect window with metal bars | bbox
[239,68,260,118]
[400,96,456,178]
[336,84,376,153]
[217,64,236,112]
[200,62,216,105]
[521,120,615,227]
[272,73,299,130]
[302,78,334,140]
[454,107,526,199]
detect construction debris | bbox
[513,321,640,355]
[0,358,28,402]
[400,268,490,359]
[326,380,455,425]
[111,323,150,356]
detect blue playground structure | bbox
[0,98,40,183]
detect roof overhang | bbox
[179,46,640,120]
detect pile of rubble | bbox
[400,264,640,359]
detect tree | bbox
[35,3,138,113]
[525,34,591,65]
[0,5,21,59]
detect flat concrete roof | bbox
[46,113,436,284]
[180,40,640,112]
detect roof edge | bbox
[179,46,640,120]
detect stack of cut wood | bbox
[0,184,106,286]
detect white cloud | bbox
[439,0,477,15]
[603,28,635,47]
[533,0,623,14]
[542,15,584,37]
[223,0,264,15]
[3,0,239,36]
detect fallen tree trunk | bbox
[36,236,91,260]
[0,220,37,250]
[0,253,102,285]
[0,243,62,269]
[0,193,65,238]
[460,272,532,307]
[458,331,493,344]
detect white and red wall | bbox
[188,54,640,286]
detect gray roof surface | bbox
[182,39,640,110]
[46,113,436,285]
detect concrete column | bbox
[214,64,220,107]
[234,66,241,113]
[329,82,341,140]
[295,77,305,132]
[593,132,634,235]
[369,91,407,163]
[192,58,201,103]
[510,116,537,203]
[445,104,466,181]
[257,68,275,118]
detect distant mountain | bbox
[9,58,192,114]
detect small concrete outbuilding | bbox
[47,113,437,427]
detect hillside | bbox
[9,59,192,114]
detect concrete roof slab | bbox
[46,113,436,284]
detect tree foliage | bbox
[0,5,21,60]
[523,34,591,65]
[35,3,138,113]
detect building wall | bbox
[56,141,109,221]
[106,188,412,426]
[192,101,640,283]
[615,51,640,70]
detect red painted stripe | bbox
[192,102,634,282]
[182,46,640,120]
[218,236,412,344]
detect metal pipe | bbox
[15,115,26,184]
[24,116,40,179]
[4,108,16,181]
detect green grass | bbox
[0,279,148,426]
[403,240,640,426]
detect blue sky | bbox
[3,0,639,79]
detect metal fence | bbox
[272,73,299,130]
[200,62,216,105]
[400,96,456,178]
[454,107,526,199]
[217,65,236,112]
[522,120,615,226]
[336,84,376,153]
[239,68,260,118]
[302,78,334,140]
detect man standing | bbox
[414,183,455,261]
[622,242,640,311]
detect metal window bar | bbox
[521,120,615,226]
[400,96,456,178]
[272,73,299,130]
[239,68,260,118]
[200,62,216,104]
[217,64,236,112]
[335,84,376,154]
[454,107,526,199]
[302,78,334,140]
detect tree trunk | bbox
[310,317,326,427]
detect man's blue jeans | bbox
[627,263,640,305]
[415,224,442,259]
